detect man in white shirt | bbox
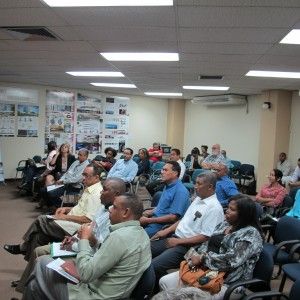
[169,148,186,180]
[150,172,224,283]
[277,152,292,179]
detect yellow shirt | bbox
[54,182,103,235]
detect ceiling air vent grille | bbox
[198,75,223,80]
[0,26,61,41]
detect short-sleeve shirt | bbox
[145,179,190,236]
[216,175,239,206]
[175,194,224,238]
[55,181,103,235]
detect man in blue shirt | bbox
[214,164,239,207]
[140,161,190,237]
[107,148,138,183]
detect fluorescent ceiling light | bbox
[42,0,173,7]
[183,86,229,91]
[66,71,124,77]
[100,52,179,61]
[145,92,182,96]
[246,70,300,79]
[280,29,300,44]
[90,83,136,88]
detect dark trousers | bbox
[151,238,189,288]
[21,215,68,261]
[146,180,165,197]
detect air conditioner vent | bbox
[0,26,61,41]
[191,94,247,106]
[198,75,223,80]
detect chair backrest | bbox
[239,164,255,177]
[32,155,42,163]
[252,246,274,291]
[130,264,155,299]
[151,161,165,171]
[290,279,300,300]
[191,169,209,183]
[274,216,300,244]
[133,155,140,163]
[230,160,241,170]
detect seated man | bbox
[214,164,239,207]
[14,177,126,293]
[140,161,190,237]
[4,163,103,262]
[201,144,226,170]
[277,152,292,178]
[282,157,299,186]
[107,147,138,183]
[42,148,90,207]
[146,148,186,198]
[22,193,151,300]
[150,172,224,283]
[148,142,163,163]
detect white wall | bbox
[288,91,300,166]
[0,82,168,178]
[183,95,262,168]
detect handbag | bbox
[179,260,225,295]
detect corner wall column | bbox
[166,99,186,151]
[257,90,292,190]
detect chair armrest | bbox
[243,291,288,300]
[223,279,267,300]
[273,240,300,261]
[288,242,300,260]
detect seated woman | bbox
[20,141,57,193]
[44,143,76,186]
[158,194,263,300]
[137,148,150,176]
[255,169,287,212]
[148,142,163,163]
[185,147,202,176]
[93,147,117,172]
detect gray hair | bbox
[78,148,89,157]
[105,177,126,194]
[198,171,217,189]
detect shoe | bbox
[3,244,24,255]
[17,182,28,189]
[11,280,20,288]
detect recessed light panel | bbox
[42,0,173,7]
[246,70,300,79]
[90,83,136,88]
[145,92,182,96]
[66,71,124,77]
[280,29,300,44]
[183,86,229,91]
[100,52,179,61]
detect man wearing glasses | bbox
[4,163,103,262]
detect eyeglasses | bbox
[82,173,96,178]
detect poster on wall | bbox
[0,87,38,103]
[17,104,39,137]
[45,90,75,152]
[75,93,103,153]
[103,97,129,153]
[0,103,15,136]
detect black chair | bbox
[229,160,241,180]
[242,279,300,300]
[278,240,300,292]
[223,246,274,300]
[130,264,155,299]
[15,159,27,179]
[238,164,255,193]
[263,216,300,278]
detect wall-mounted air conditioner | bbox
[191,94,247,106]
